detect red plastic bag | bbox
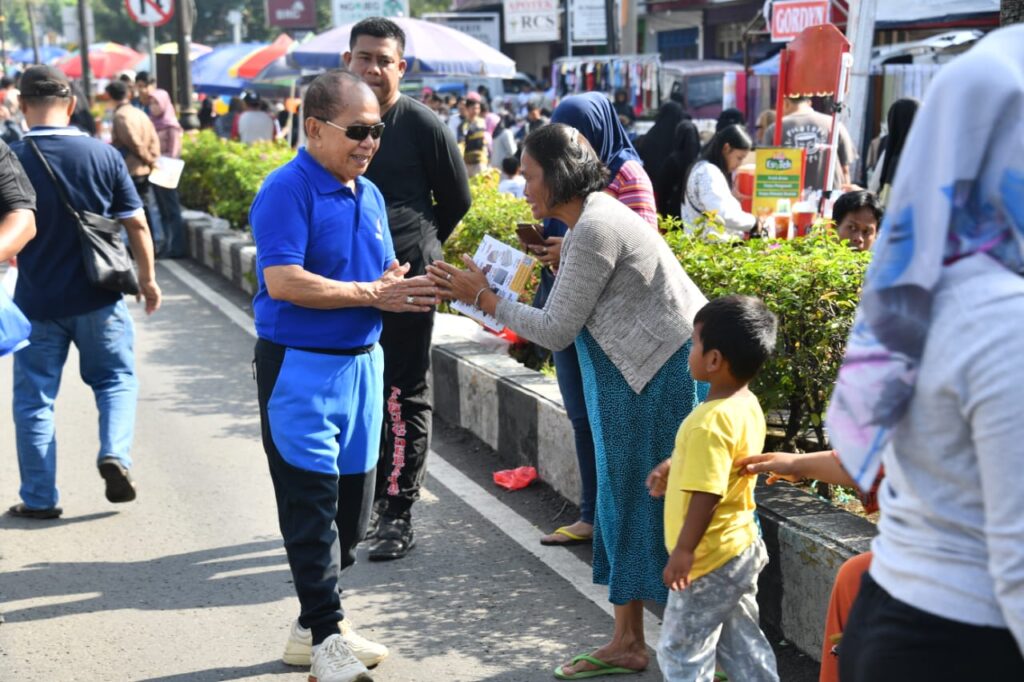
[492,466,538,491]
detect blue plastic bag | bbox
[0,282,30,356]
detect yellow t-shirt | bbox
[664,391,765,581]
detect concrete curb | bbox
[181,211,877,662]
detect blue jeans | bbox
[553,344,597,524]
[153,185,185,258]
[12,300,138,509]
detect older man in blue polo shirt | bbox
[250,70,437,682]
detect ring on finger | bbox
[406,295,415,304]
[446,272,453,281]
[541,248,548,255]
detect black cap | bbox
[20,65,72,100]
[241,89,261,104]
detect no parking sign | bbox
[125,0,175,27]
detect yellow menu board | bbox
[752,147,806,215]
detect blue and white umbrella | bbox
[191,42,266,97]
[291,17,515,77]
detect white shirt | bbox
[681,160,755,235]
[871,253,1024,650]
[498,174,525,198]
[237,110,275,144]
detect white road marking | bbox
[162,260,664,650]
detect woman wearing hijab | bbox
[639,101,685,199]
[430,123,707,679]
[655,120,702,219]
[716,107,745,132]
[827,26,1024,681]
[866,98,919,207]
[529,92,658,552]
[612,88,635,126]
[489,112,518,173]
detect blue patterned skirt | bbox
[575,328,704,605]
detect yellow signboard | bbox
[752,147,806,215]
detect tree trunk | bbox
[1002,0,1024,25]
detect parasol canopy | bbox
[230,34,294,80]
[10,46,69,65]
[191,42,267,96]
[59,42,143,79]
[291,17,515,77]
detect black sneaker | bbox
[367,516,415,561]
[98,458,137,503]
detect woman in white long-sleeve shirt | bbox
[826,25,1024,681]
[681,124,756,235]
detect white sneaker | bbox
[283,619,389,668]
[309,634,372,682]
[340,619,389,668]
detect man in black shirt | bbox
[0,140,36,262]
[344,17,471,561]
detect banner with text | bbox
[572,0,607,44]
[267,0,316,28]
[504,0,559,44]
[332,0,408,28]
[753,147,806,215]
[424,12,501,50]
[770,0,830,42]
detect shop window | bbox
[658,27,699,61]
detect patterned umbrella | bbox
[191,42,267,97]
[291,17,515,77]
[58,42,143,79]
[9,46,69,65]
[229,34,293,80]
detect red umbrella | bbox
[230,34,293,80]
[59,42,143,80]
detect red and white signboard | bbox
[125,0,175,28]
[771,0,830,42]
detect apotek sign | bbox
[770,0,830,42]
[266,0,316,28]
[504,0,559,44]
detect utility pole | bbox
[175,0,199,130]
[76,0,91,101]
[26,0,39,65]
[0,0,7,72]
[604,0,617,54]
[842,0,877,176]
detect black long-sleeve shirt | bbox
[365,95,471,276]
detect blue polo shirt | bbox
[12,127,142,320]
[250,147,395,349]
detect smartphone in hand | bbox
[516,222,545,247]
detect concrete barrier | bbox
[182,211,877,662]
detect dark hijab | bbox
[716,107,745,132]
[655,120,702,218]
[878,98,919,190]
[638,101,685,185]
[550,92,641,177]
[613,88,635,123]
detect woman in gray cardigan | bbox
[429,123,708,678]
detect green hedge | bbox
[180,130,296,230]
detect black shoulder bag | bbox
[27,138,140,295]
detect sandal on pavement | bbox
[7,503,62,520]
[540,526,593,546]
[554,653,643,679]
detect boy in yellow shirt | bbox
[647,295,779,682]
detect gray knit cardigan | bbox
[494,191,707,394]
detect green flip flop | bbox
[553,653,643,679]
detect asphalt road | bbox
[0,261,817,682]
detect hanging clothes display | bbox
[552,54,663,117]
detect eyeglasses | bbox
[318,118,385,141]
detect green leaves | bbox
[180,131,297,232]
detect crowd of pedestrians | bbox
[2,17,1024,682]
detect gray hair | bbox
[302,69,369,122]
[523,123,609,206]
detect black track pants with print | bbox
[374,310,434,520]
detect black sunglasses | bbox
[318,118,385,141]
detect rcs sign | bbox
[504,0,559,43]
